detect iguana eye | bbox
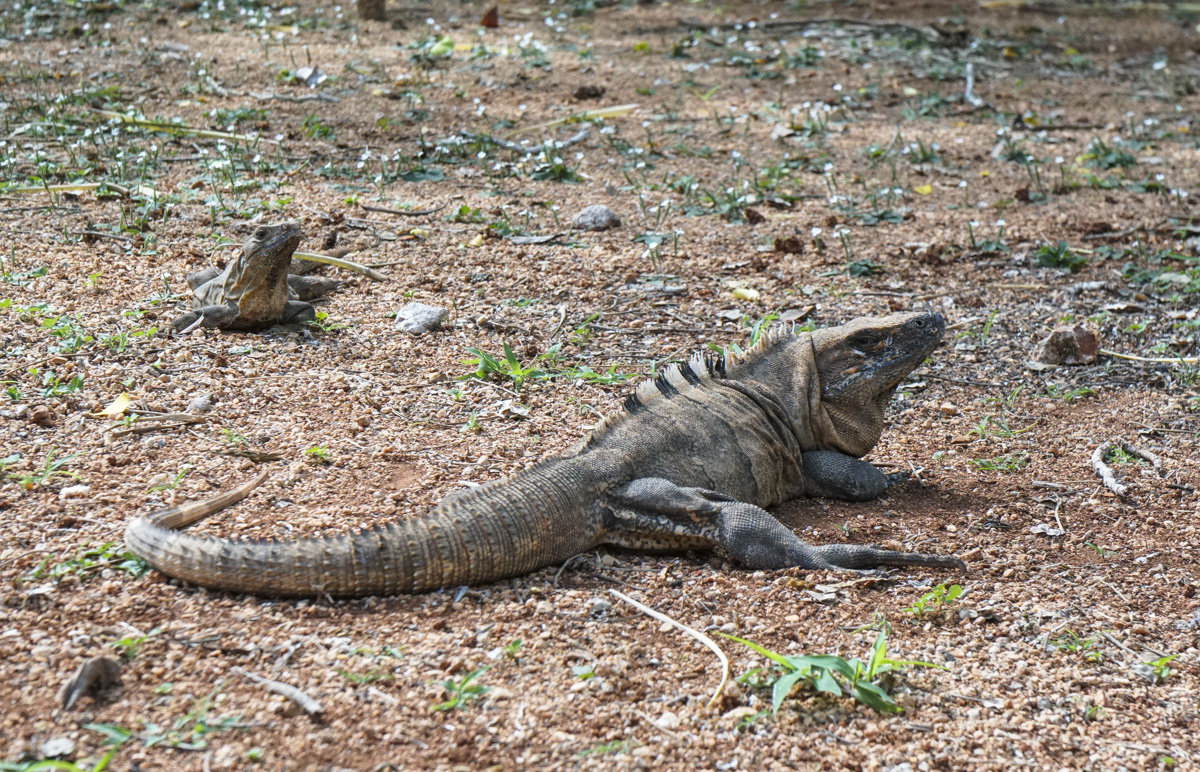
[850,332,880,349]
[254,227,268,240]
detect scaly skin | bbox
[128,312,962,597]
[171,223,339,332]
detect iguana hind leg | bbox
[606,478,964,572]
[287,275,341,301]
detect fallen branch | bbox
[1091,440,1162,497]
[232,667,323,715]
[609,589,729,711]
[108,413,204,437]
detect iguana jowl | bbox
[127,312,962,597]
[172,222,339,332]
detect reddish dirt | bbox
[1,1,1199,769]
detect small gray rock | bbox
[395,302,447,335]
[572,205,621,232]
[38,737,74,759]
[186,393,213,413]
[586,596,613,618]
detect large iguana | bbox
[172,222,339,333]
[127,311,962,597]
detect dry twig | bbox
[233,667,323,715]
[608,589,729,711]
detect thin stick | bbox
[609,589,729,711]
[232,667,323,715]
[1101,348,1200,365]
[361,203,448,217]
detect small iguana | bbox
[127,311,963,597]
[172,222,339,333]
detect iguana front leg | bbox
[802,450,889,501]
[604,478,964,572]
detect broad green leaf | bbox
[790,654,856,679]
[812,667,843,697]
[771,670,808,714]
[852,680,903,713]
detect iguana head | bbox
[241,222,303,274]
[809,311,944,457]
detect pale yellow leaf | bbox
[96,392,132,420]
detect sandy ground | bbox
[1,0,1199,769]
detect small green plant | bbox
[559,365,636,385]
[142,688,242,750]
[111,627,162,660]
[307,310,349,332]
[576,739,633,758]
[905,583,964,616]
[447,204,486,223]
[977,310,999,347]
[1035,241,1086,272]
[303,445,332,463]
[336,667,394,685]
[1044,383,1095,402]
[1101,444,1141,466]
[300,114,334,139]
[148,468,189,492]
[8,447,81,490]
[219,428,247,445]
[0,453,20,474]
[966,415,1036,440]
[459,342,547,390]
[502,640,523,658]
[24,542,149,583]
[966,219,1009,255]
[1049,631,1104,663]
[430,666,489,711]
[968,452,1030,472]
[1137,655,1177,684]
[460,412,481,433]
[718,630,941,714]
[1081,138,1138,170]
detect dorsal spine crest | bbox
[584,325,799,445]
